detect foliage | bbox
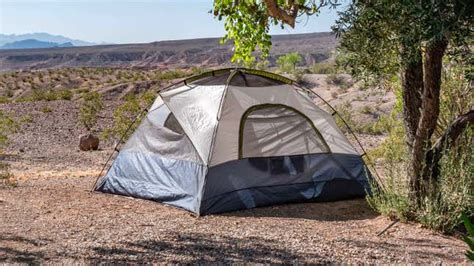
[17,89,73,102]
[276,52,302,73]
[1,68,198,102]
[255,59,270,70]
[326,74,352,90]
[154,69,188,81]
[332,0,473,84]
[436,60,473,138]
[417,129,473,232]
[367,65,473,233]
[0,161,16,187]
[0,96,11,104]
[212,0,338,64]
[79,91,104,131]
[0,110,18,152]
[310,62,337,74]
[333,101,393,135]
[41,106,53,113]
[102,90,155,141]
[462,213,474,260]
[0,111,18,187]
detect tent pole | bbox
[376,219,399,236]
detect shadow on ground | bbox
[221,198,377,221]
[0,233,330,264]
[87,232,329,264]
[0,235,51,263]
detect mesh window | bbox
[240,105,330,158]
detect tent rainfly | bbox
[94,68,372,215]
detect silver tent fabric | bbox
[96,69,371,215]
[96,96,206,213]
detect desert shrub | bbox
[155,70,187,81]
[79,91,104,131]
[76,88,90,94]
[0,96,11,104]
[5,89,14,98]
[58,89,73,100]
[334,101,393,135]
[255,59,270,70]
[277,52,302,73]
[18,88,72,102]
[0,111,17,152]
[102,90,155,141]
[0,161,16,187]
[326,74,352,90]
[293,69,305,83]
[19,114,33,124]
[311,62,337,74]
[417,129,474,232]
[41,106,53,113]
[0,111,18,186]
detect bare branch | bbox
[423,109,474,181]
[262,0,299,27]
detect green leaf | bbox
[463,236,474,251]
[462,214,474,236]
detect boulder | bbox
[79,134,99,151]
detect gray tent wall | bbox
[95,68,373,215]
[97,96,208,213]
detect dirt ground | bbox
[1,174,469,264]
[0,94,469,264]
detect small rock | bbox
[79,134,100,151]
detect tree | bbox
[332,0,473,204]
[213,0,473,205]
[277,52,302,73]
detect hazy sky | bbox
[0,0,342,44]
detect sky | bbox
[0,0,342,44]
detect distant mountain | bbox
[0,39,74,50]
[0,33,95,47]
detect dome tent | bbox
[94,68,372,215]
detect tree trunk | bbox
[410,38,448,204]
[400,47,424,152]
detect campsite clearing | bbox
[0,74,468,263]
[0,173,468,263]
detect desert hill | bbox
[0,32,336,71]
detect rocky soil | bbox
[0,73,469,263]
[0,175,468,264]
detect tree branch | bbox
[423,109,474,180]
[263,0,299,28]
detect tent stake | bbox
[376,219,399,236]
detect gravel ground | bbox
[0,99,469,264]
[0,175,468,264]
